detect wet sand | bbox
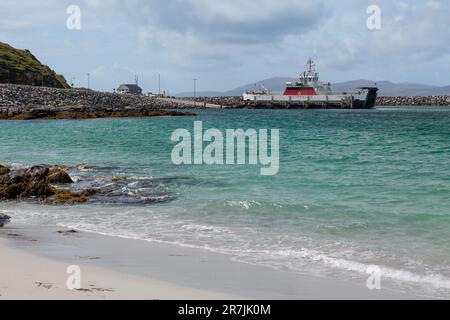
[0,222,425,300]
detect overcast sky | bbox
[1,0,449,93]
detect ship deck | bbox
[242,93,366,109]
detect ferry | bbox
[243,59,378,109]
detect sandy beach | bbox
[0,233,240,300]
[0,222,426,300]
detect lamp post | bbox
[193,78,198,106]
[87,73,90,89]
[158,73,161,96]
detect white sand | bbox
[0,223,428,300]
[0,238,240,300]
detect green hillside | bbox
[0,41,70,88]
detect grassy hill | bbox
[0,41,69,88]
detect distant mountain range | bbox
[175,78,450,97]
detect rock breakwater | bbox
[179,96,243,108]
[0,84,195,119]
[376,96,450,106]
[182,95,450,107]
[2,84,449,119]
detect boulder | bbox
[0,213,10,219]
[0,213,11,227]
[46,168,73,184]
[24,181,55,198]
[0,167,61,199]
[0,174,29,199]
[8,174,29,184]
[25,165,50,181]
[0,165,10,176]
[0,174,10,184]
[0,164,95,204]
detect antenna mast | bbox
[307,58,315,73]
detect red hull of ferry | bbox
[283,89,317,96]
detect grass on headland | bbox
[0,41,70,88]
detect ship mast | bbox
[300,58,319,86]
[307,58,315,73]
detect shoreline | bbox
[2,84,450,121]
[0,221,427,300]
[0,237,239,300]
[0,110,196,121]
[0,84,203,121]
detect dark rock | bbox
[0,174,29,199]
[0,174,10,184]
[0,170,55,199]
[50,188,97,204]
[0,213,11,227]
[46,168,73,184]
[25,165,50,180]
[24,181,55,198]
[0,165,10,176]
[0,213,11,220]
[8,174,29,184]
[57,229,79,235]
[0,165,91,203]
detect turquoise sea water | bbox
[1,107,450,297]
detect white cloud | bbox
[1,0,450,91]
[426,0,441,9]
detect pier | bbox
[242,96,356,109]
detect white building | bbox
[117,84,143,95]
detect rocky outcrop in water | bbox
[0,164,95,204]
[0,165,10,175]
[46,168,74,184]
[0,212,11,227]
[0,84,196,119]
[0,164,176,206]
